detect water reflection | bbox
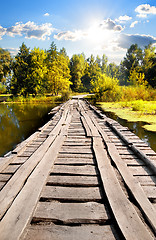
[98,109,156,152]
[0,103,57,157]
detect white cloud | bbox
[130,21,138,28]
[6,21,55,40]
[0,26,6,40]
[44,13,50,17]
[118,34,156,49]
[135,4,156,18]
[100,18,124,32]
[4,47,19,56]
[54,18,124,42]
[54,30,86,41]
[116,15,132,22]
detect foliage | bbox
[91,73,121,101]
[47,53,71,95]
[70,54,86,92]
[11,43,30,96]
[120,43,156,88]
[0,82,7,94]
[0,48,12,83]
[100,100,156,132]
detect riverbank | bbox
[98,100,156,132]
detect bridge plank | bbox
[52,165,97,175]
[41,186,102,202]
[47,175,99,186]
[32,202,109,224]
[22,225,117,240]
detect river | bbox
[0,103,57,157]
[100,110,156,152]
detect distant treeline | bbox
[0,42,156,98]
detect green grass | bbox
[99,100,156,132]
[1,95,62,104]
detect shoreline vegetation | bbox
[98,100,156,132]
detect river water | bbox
[100,110,156,153]
[0,103,57,157]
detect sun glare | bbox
[87,20,113,44]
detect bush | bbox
[60,89,71,102]
[91,73,122,102]
[0,83,7,94]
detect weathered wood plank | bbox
[2,164,21,174]
[47,175,99,186]
[58,154,93,159]
[52,165,97,175]
[142,186,156,199]
[59,149,92,154]
[22,225,118,240]
[0,174,12,182]
[135,175,156,186]
[41,186,102,201]
[55,158,95,165]
[128,166,153,176]
[32,201,109,224]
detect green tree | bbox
[87,54,101,81]
[101,54,108,74]
[120,44,143,83]
[107,63,119,79]
[46,41,58,63]
[142,44,156,87]
[27,47,48,95]
[11,43,30,96]
[91,72,121,101]
[0,48,12,84]
[47,52,71,95]
[70,54,86,92]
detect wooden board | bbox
[40,186,102,202]
[32,201,109,224]
[47,175,99,186]
[142,185,156,199]
[22,225,118,240]
[52,165,97,175]
[55,158,95,165]
[128,166,153,176]
[58,154,94,159]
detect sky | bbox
[0,0,156,64]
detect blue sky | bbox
[0,0,156,64]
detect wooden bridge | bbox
[0,98,156,239]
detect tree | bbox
[0,48,12,84]
[47,53,71,95]
[142,44,156,87]
[120,44,143,83]
[46,41,58,63]
[101,54,108,74]
[107,63,120,79]
[70,54,86,92]
[11,43,30,96]
[91,72,121,101]
[27,47,48,95]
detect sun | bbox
[86,20,113,45]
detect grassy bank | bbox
[0,94,64,104]
[99,100,156,132]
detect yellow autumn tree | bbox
[91,73,121,101]
[47,53,71,95]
